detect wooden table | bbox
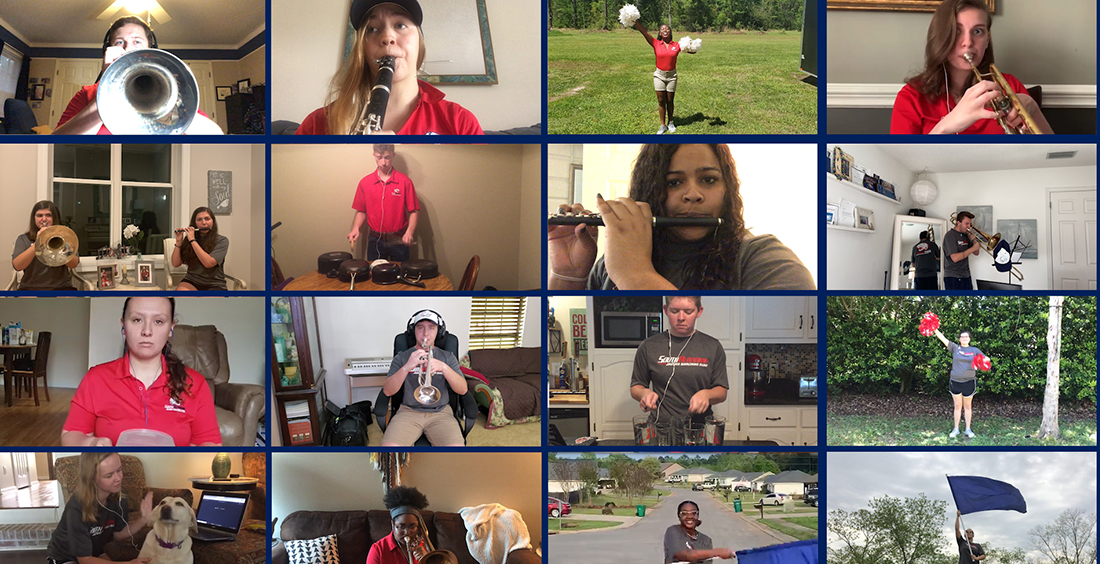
[0,343,35,407]
[189,477,260,492]
[283,269,454,291]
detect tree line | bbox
[548,0,806,32]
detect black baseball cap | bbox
[350,0,424,30]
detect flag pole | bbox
[948,474,977,562]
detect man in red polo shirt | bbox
[347,144,419,262]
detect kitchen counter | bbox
[744,378,817,406]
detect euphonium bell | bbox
[97,48,199,135]
[34,226,79,267]
[403,535,458,564]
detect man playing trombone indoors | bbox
[943,211,980,290]
[53,16,223,135]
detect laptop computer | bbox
[190,490,250,542]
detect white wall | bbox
[249,144,267,288]
[272,452,542,545]
[0,144,40,286]
[0,298,91,389]
[313,297,540,408]
[270,0,542,131]
[87,297,267,387]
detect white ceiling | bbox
[0,0,265,50]
[878,144,1098,174]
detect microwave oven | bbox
[596,312,663,348]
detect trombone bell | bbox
[97,48,199,135]
[34,226,79,267]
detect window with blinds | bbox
[468,297,527,349]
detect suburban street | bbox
[547,488,795,564]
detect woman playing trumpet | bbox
[53,16,223,135]
[890,0,1053,134]
[10,201,79,291]
[296,0,483,135]
[171,207,229,291]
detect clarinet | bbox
[353,56,396,134]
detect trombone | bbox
[949,213,1023,281]
[963,53,1042,135]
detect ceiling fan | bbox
[97,0,172,24]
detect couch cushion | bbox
[490,377,540,420]
[467,348,540,378]
[285,534,339,564]
[282,511,370,564]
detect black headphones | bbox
[101,17,159,52]
[405,309,447,346]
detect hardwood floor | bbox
[0,480,59,509]
[0,388,72,447]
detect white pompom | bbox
[690,38,702,53]
[678,36,701,53]
[618,4,640,27]
[678,36,691,50]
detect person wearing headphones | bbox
[46,452,154,564]
[380,310,468,447]
[53,16,223,135]
[631,296,728,427]
[347,144,419,262]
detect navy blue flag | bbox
[736,539,818,564]
[948,475,1027,514]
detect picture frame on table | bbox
[97,265,115,290]
[135,261,156,287]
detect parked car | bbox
[760,493,790,506]
[734,485,752,492]
[666,475,685,483]
[804,491,818,505]
[548,497,571,518]
[808,498,818,507]
[691,483,705,491]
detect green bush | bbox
[827,296,1096,401]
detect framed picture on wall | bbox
[237,79,251,93]
[216,86,232,101]
[32,84,45,101]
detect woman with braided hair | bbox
[548,144,814,290]
[171,207,230,291]
[368,486,458,564]
[61,297,221,446]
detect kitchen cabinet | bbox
[745,297,817,342]
[694,296,742,350]
[588,351,638,439]
[741,405,817,446]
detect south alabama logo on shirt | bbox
[657,355,709,367]
[914,241,933,256]
[956,348,975,359]
[164,396,186,414]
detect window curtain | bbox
[14,51,29,100]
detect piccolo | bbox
[548,213,722,227]
[174,227,211,234]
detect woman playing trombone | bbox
[890,0,1053,134]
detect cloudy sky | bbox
[828,452,1097,555]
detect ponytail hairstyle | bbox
[25,200,62,241]
[629,144,746,289]
[76,452,123,524]
[121,297,192,404]
[179,207,220,267]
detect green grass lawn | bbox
[572,507,640,516]
[757,517,818,541]
[588,489,663,507]
[550,518,623,531]
[548,28,816,134]
[783,517,819,529]
[827,414,1097,446]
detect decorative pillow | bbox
[461,366,491,386]
[285,534,340,564]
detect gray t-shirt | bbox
[948,342,984,382]
[181,235,229,290]
[943,229,974,278]
[588,232,814,290]
[47,495,128,562]
[12,233,75,290]
[388,346,462,413]
[957,536,984,564]
[631,331,728,426]
[664,525,713,564]
[911,240,940,278]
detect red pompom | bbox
[972,354,991,371]
[918,311,940,336]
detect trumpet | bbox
[97,48,199,135]
[352,56,395,135]
[950,212,1023,280]
[34,226,79,267]
[963,53,1041,135]
[413,338,441,405]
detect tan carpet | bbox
[366,413,540,446]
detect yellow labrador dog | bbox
[139,496,196,564]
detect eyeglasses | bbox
[394,523,420,532]
[678,511,699,517]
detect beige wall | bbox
[250,144,267,288]
[0,297,91,389]
[27,58,58,127]
[828,0,1097,84]
[211,46,267,132]
[517,145,542,291]
[272,452,542,546]
[0,144,40,285]
[271,144,540,290]
[189,144,265,288]
[270,0,542,131]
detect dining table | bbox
[0,343,36,407]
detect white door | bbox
[52,60,101,129]
[184,61,217,124]
[1049,189,1097,290]
[589,352,637,440]
[12,453,30,489]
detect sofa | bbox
[274,509,540,564]
[169,324,266,446]
[463,347,541,429]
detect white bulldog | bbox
[139,496,196,564]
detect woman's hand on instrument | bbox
[933,80,1001,134]
[688,390,711,414]
[638,390,659,411]
[547,203,598,287]
[597,194,664,289]
[174,229,187,245]
[183,226,197,242]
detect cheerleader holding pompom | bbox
[621,4,698,134]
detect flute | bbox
[174,227,211,234]
[548,213,723,227]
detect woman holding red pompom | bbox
[931,328,987,439]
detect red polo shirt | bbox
[890,73,1028,134]
[653,37,681,71]
[296,80,483,135]
[64,354,222,446]
[352,169,419,234]
[58,84,212,135]
[366,534,411,564]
